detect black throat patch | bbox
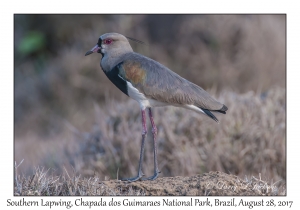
[97,38,102,46]
[103,62,129,96]
[97,38,104,57]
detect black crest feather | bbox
[125,36,147,45]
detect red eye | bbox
[104,39,112,45]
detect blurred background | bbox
[14,15,286,185]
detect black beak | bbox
[85,51,93,56]
[85,44,101,56]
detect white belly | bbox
[126,81,168,109]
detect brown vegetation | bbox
[15,87,286,194]
[15,168,284,196]
[14,15,285,136]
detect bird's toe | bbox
[121,173,144,182]
[142,172,160,181]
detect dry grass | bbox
[14,165,146,196]
[15,87,286,190]
[14,166,285,196]
[76,87,285,181]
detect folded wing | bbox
[118,53,227,113]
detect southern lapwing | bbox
[85,32,228,182]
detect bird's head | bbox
[85,33,134,57]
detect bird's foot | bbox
[121,173,144,182]
[142,171,161,181]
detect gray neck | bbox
[100,48,133,71]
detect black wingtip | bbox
[202,109,219,123]
[215,105,228,114]
[220,104,228,112]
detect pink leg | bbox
[122,109,147,182]
[143,108,160,180]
